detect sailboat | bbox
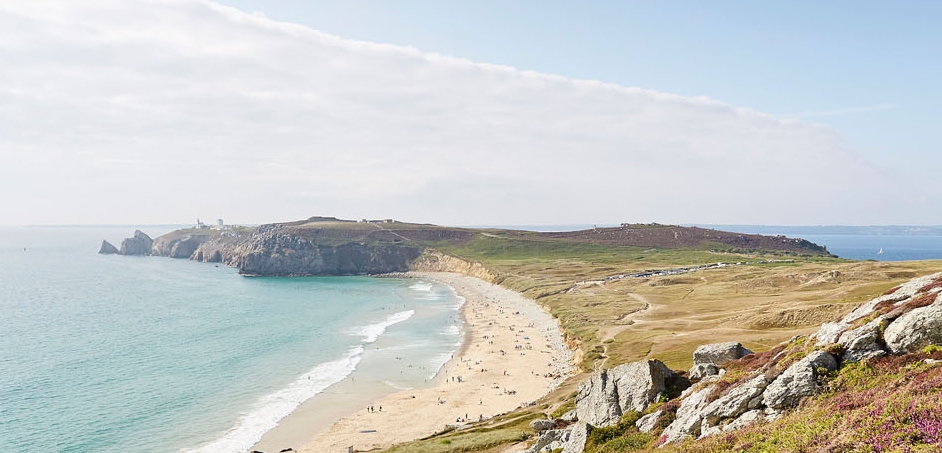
[877,247,885,255]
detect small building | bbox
[195,218,208,229]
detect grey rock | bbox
[838,317,888,362]
[701,374,768,425]
[559,410,578,423]
[530,419,555,433]
[762,351,837,409]
[575,359,674,427]
[729,409,764,430]
[98,240,119,254]
[812,273,942,346]
[813,321,851,346]
[119,230,153,255]
[660,386,711,444]
[689,363,720,381]
[614,360,675,414]
[524,428,570,453]
[636,410,662,433]
[574,367,621,428]
[563,422,589,453]
[884,302,942,354]
[693,342,752,366]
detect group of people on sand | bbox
[366,405,381,413]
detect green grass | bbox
[383,411,541,453]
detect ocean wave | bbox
[441,325,460,336]
[179,347,363,453]
[409,282,433,292]
[428,351,454,380]
[355,310,415,344]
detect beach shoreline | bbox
[252,271,574,453]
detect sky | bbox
[1,1,939,226]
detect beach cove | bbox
[253,272,575,453]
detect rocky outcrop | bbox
[762,351,837,409]
[636,411,661,433]
[119,230,153,255]
[693,342,752,366]
[838,317,888,362]
[884,302,942,354]
[659,347,838,445]
[152,232,216,259]
[812,272,942,347]
[660,386,711,444]
[530,418,555,433]
[98,240,119,254]
[701,374,769,426]
[410,250,498,283]
[525,428,570,453]
[688,363,719,381]
[575,359,676,427]
[229,228,424,276]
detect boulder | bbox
[660,386,711,444]
[884,302,942,354]
[119,230,153,255]
[575,359,674,427]
[530,418,555,433]
[98,240,119,254]
[524,427,570,453]
[700,374,768,425]
[689,363,720,381]
[559,410,578,423]
[614,360,675,414]
[838,317,888,362]
[701,409,765,439]
[574,367,621,428]
[813,321,851,346]
[762,351,837,409]
[636,410,661,433]
[563,422,590,453]
[693,342,752,366]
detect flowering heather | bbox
[648,351,942,453]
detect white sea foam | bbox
[179,347,363,453]
[428,351,455,380]
[355,310,415,344]
[441,325,460,336]
[409,282,433,292]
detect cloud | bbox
[780,103,897,118]
[0,0,918,225]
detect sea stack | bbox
[119,230,154,255]
[98,240,119,254]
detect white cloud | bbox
[0,0,920,226]
[780,103,897,118]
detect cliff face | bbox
[148,223,425,276]
[119,230,153,255]
[229,228,424,276]
[410,250,498,283]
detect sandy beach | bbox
[252,272,574,453]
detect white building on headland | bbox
[195,218,227,230]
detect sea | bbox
[0,226,462,452]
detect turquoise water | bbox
[0,226,461,452]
